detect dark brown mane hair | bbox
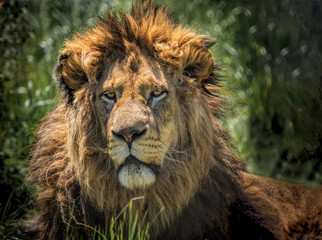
[29,1,322,240]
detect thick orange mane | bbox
[30,1,239,238]
[29,1,322,240]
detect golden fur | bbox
[30,1,322,239]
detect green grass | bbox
[0,193,33,240]
[0,195,151,240]
[64,197,151,240]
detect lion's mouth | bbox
[118,155,159,174]
[117,155,159,190]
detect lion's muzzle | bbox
[108,103,162,189]
[112,126,147,149]
[106,79,174,190]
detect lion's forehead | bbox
[100,54,170,95]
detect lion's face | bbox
[96,53,178,190]
[55,3,216,199]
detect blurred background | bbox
[0,0,321,238]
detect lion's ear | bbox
[197,36,216,49]
[54,50,88,104]
[181,36,216,81]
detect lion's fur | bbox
[29,1,322,239]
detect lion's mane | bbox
[29,1,322,240]
[30,1,241,239]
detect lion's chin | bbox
[117,156,158,190]
[118,164,156,190]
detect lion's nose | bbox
[112,126,147,147]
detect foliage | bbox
[64,198,150,240]
[219,0,322,184]
[93,198,150,240]
[0,1,40,234]
[0,0,321,238]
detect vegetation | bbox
[64,198,151,240]
[0,0,321,238]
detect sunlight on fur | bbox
[29,1,322,239]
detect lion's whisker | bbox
[159,140,192,157]
[87,144,108,153]
[164,154,183,165]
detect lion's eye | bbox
[106,92,115,99]
[102,91,116,103]
[150,89,167,102]
[152,89,163,97]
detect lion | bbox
[29,1,322,239]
